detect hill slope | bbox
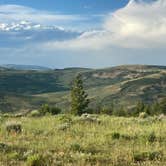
[0,65,165,112]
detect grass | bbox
[0,115,165,165]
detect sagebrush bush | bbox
[158,114,165,121]
[78,114,101,124]
[6,122,22,134]
[58,123,70,131]
[139,112,148,119]
[59,114,73,123]
[29,110,41,117]
[49,107,61,115]
[70,143,82,152]
[111,132,120,139]
[147,132,156,143]
[133,151,163,162]
[0,143,9,152]
[7,152,20,160]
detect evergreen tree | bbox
[135,101,145,115]
[71,74,89,115]
[160,97,166,114]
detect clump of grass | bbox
[27,154,45,166]
[6,121,22,134]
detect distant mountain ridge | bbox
[1,64,51,71]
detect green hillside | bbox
[0,65,165,112]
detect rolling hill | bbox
[0,65,165,112]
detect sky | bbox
[0,0,165,68]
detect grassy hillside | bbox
[0,65,165,112]
[0,115,165,165]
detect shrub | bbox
[49,107,61,115]
[133,152,149,162]
[58,123,70,131]
[29,110,41,117]
[111,132,120,139]
[27,154,45,166]
[139,112,148,119]
[147,132,156,143]
[158,114,165,121]
[148,151,163,160]
[59,114,73,123]
[100,107,113,115]
[78,114,101,124]
[39,104,50,116]
[6,122,22,134]
[70,143,82,152]
[83,144,100,154]
[39,104,62,116]
[121,134,136,140]
[7,152,20,160]
[133,151,162,162]
[0,143,9,152]
[113,108,127,117]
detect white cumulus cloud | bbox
[45,0,166,50]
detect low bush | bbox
[112,108,127,117]
[139,112,148,119]
[111,132,120,139]
[147,132,157,143]
[133,151,163,162]
[70,143,82,152]
[7,152,20,160]
[58,123,70,131]
[59,114,73,123]
[39,104,62,116]
[6,122,22,134]
[0,143,10,152]
[29,110,41,117]
[77,114,101,124]
[49,107,61,115]
[157,114,166,121]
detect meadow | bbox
[0,114,165,166]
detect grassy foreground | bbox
[0,115,165,166]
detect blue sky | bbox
[0,0,129,14]
[0,0,165,68]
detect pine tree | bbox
[160,97,166,114]
[71,74,89,115]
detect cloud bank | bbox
[45,0,166,50]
